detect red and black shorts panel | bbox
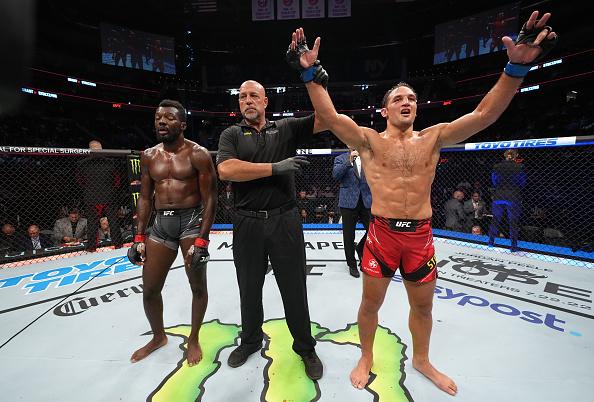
[361,216,438,283]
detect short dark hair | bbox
[381,82,418,108]
[158,99,186,122]
[504,149,519,159]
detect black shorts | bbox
[149,206,203,250]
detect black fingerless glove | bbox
[504,21,558,78]
[190,238,210,270]
[515,22,558,64]
[286,40,329,87]
[127,234,146,264]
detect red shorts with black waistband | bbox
[361,216,438,283]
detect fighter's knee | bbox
[360,298,383,314]
[189,284,207,299]
[410,302,433,317]
[142,287,161,300]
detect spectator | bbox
[22,224,53,251]
[488,149,526,251]
[52,208,88,244]
[464,191,487,232]
[327,210,339,224]
[1,223,25,252]
[218,182,235,223]
[76,140,123,251]
[471,225,483,235]
[444,190,466,231]
[332,148,371,278]
[311,206,327,223]
[299,208,308,223]
[97,217,112,241]
[296,189,313,216]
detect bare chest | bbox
[370,139,436,176]
[149,152,195,181]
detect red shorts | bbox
[361,216,438,283]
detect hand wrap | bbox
[286,40,328,87]
[189,238,210,271]
[504,21,558,78]
[127,234,146,264]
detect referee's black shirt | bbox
[216,114,315,210]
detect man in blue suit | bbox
[333,147,372,277]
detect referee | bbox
[217,80,326,380]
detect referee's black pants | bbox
[232,207,316,355]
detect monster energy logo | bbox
[132,192,140,206]
[147,319,412,402]
[130,157,141,175]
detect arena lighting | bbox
[21,87,57,99]
[520,85,540,93]
[21,69,594,117]
[530,58,563,72]
[66,77,97,87]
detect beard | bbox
[242,108,260,123]
[156,129,181,144]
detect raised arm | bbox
[287,28,368,150]
[435,11,558,146]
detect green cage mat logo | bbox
[146,318,413,402]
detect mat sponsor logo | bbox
[436,253,592,314]
[217,241,346,250]
[53,284,143,316]
[147,319,413,402]
[0,256,137,295]
[391,275,581,336]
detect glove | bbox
[127,234,146,265]
[301,61,329,88]
[286,38,310,71]
[514,22,558,65]
[504,19,558,78]
[271,156,310,175]
[187,238,210,271]
[286,39,328,87]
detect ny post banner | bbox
[277,0,300,20]
[328,0,350,18]
[252,0,275,21]
[302,0,325,19]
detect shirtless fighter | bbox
[128,99,217,367]
[287,10,557,395]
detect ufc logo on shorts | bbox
[163,211,174,216]
[389,219,416,232]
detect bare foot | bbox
[187,340,203,367]
[413,359,457,396]
[130,335,168,363]
[350,355,373,389]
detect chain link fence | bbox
[0,147,135,268]
[431,136,594,264]
[2,136,592,268]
